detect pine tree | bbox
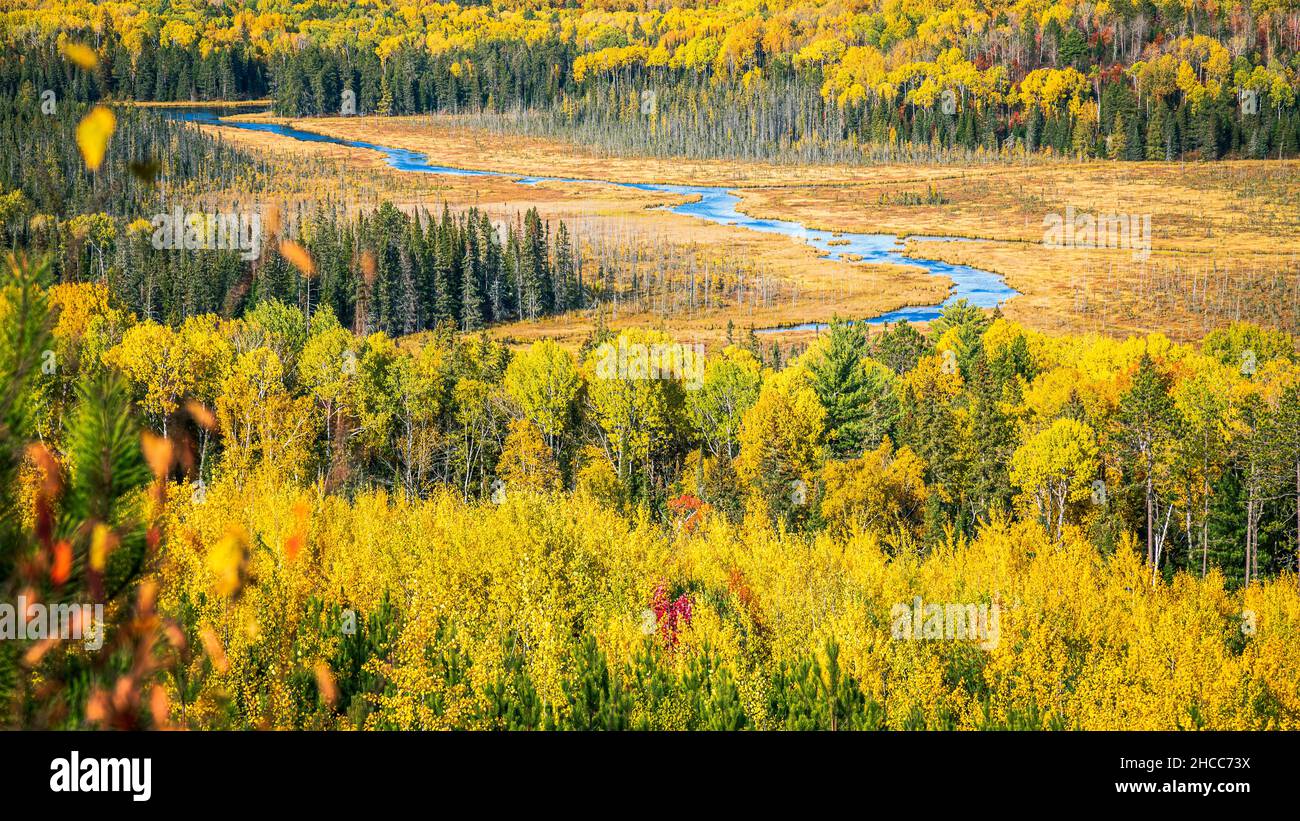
[478,212,503,322]
[434,205,459,324]
[520,208,550,320]
[1146,102,1171,160]
[502,222,522,322]
[870,321,931,375]
[967,353,1018,520]
[809,319,894,459]
[461,229,483,332]
[1107,113,1128,159]
[553,221,576,314]
[1,255,156,726]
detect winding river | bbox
[171,108,1017,331]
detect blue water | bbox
[172,109,1018,331]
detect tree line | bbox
[2,1,1298,162]
[19,249,1300,590]
[8,252,1300,730]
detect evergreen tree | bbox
[461,228,483,332]
[553,221,576,314]
[809,319,894,459]
[520,208,550,320]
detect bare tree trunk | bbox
[1245,496,1252,588]
[1146,471,1154,565]
[1152,503,1173,587]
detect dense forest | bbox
[5,248,1300,729]
[0,99,592,333]
[2,5,1299,733]
[2,0,1299,161]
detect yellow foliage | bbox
[735,365,825,498]
[58,40,98,69]
[156,475,1300,730]
[821,438,928,545]
[497,417,561,492]
[75,105,115,171]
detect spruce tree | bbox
[461,229,483,332]
[553,221,575,314]
[809,319,896,459]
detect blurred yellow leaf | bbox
[149,685,170,728]
[25,442,61,497]
[198,626,230,673]
[76,106,116,171]
[206,525,249,597]
[89,522,116,572]
[279,239,315,277]
[185,399,217,430]
[60,42,99,69]
[314,662,339,707]
[140,430,172,478]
